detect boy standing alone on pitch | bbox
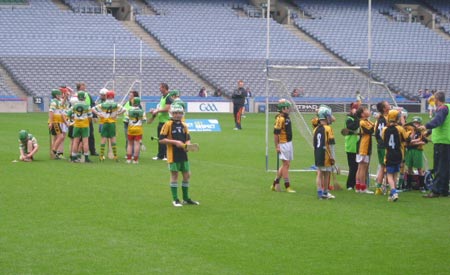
[382,110,411,202]
[271,99,296,193]
[159,105,199,207]
[313,105,336,199]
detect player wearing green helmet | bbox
[125,97,147,164]
[404,115,428,191]
[66,90,93,163]
[18,130,39,162]
[272,99,296,193]
[314,105,336,199]
[48,88,67,159]
[170,89,187,119]
[159,100,199,207]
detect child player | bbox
[355,106,375,193]
[313,105,336,199]
[18,130,39,162]
[381,110,411,202]
[404,116,428,191]
[271,99,296,193]
[67,92,93,163]
[125,97,146,164]
[92,90,125,162]
[159,104,199,207]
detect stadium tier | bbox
[0,0,199,97]
[0,0,449,100]
[137,0,387,98]
[293,0,450,98]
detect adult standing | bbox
[420,91,450,198]
[344,102,360,190]
[232,80,247,130]
[76,82,98,156]
[151,83,173,160]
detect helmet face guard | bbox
[77,92,86,101]
[318,105,333,124]
[169,104,184,119]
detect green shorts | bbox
[404,148,424,169]
[72,127,89,138]
[101,122,116,138]
[377,148,386,166]
[169,161,190,172]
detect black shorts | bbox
[50,123,62,136]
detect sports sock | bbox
[355,180,361,191]
[100,143,105,157]
[84,154,89,161]
[127,154,132,160]
[170,182,178,201]
[112,143,117,157]
[317,189,323,198]
[418,175,425,189]
[284,178,290,189]
[376,183,382,188]
[182,181,189,201]
[398,173,404,189]
[360,183,367,191]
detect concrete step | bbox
[128,0,157,15]
[0,64,40,111]
[121,20,215,92]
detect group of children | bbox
[271,98,428,202]
[18,86,199,207]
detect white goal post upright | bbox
[264,0,399,172]
[102,38,143,106]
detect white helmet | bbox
[99,88,108,96]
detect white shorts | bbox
[428,105,436,111]
[356,154,370,163]
[60,123,68,133]
[279,141,294,161]
[317,166,333,172]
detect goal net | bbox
[264,64,399,180]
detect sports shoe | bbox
[286,187,296,193]
[322,193,335,199]
[172,199,183,207]
[152,156,164,160]
[132,160,139,164]
[271,183,281,192]
[347,187,353,191]
[362,189,374,194]
[126,159,131,164]
[99,156,105,162]
[162,157,167,161]
[84,158,92,163]
[71,158,80,163]
[183,199,200,205]
[388,193,399,202]
[375,188,383,195]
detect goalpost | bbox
[102,38,143,105]
[264,0,399,175]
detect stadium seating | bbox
[136,0,387,98]
[292,0,450,98]
[0,0,200,97]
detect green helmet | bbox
[51,89,62,98]
[133,97,141,106]
[277,99,291,112]
[19,130,28,142]
[412,116,422,124]
[169,89,180,97]
[317,105,332,120]
[77,91,86,101]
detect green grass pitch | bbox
[0,112,449,274]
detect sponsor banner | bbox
[185,119,222,132]
[187,102,231,113]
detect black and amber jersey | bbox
[374,114,388,148]
[382,125,410,166]
[405,125,427,150]
[358,119,374,156]
[313,124,335,167]
[159,119,191,163]
[273,113,292,143]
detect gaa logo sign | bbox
[199,103,219,112]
